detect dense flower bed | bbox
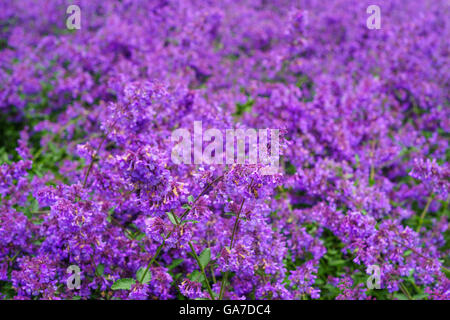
[0,0,448,300]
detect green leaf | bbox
[180,219,199,225]
[354,154,360,167]
[393,293,408,300]
[329,259,346,266]
[182,204,192,210]
[134,232,146,241]
[233,98,254,116]
[95,264,105,276]
[413,293,429,300]
[166,212,178,225]
[188,195,194,203]
[189,270,202,282]
[168,259,184,270]
[111,278,135,290]
[136,268,151,284]
[199,248,211,268]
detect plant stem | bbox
[82,134,108,188]
[179,175,224,221]
[219,198,245,300]
[139,235,167,284]
[369,140,376,186]
[32,116,82,159]
[391,237,450,275]
[82,119,118,188]
[173,212,215,300]
[416,195,433,233]
[210,265,217,284]
[8,250,21,265]
[188,241,215,300]
[230,199,245,248]
[137,175,224,286]
[399,282,413,300]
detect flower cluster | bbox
[0,0,448,300]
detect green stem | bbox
[138,175,223,287]
[369,140,376,186]
[210,265,217,284]
[218,272,228,300]
[442,196,449,213]
[32,116,82,159]
[139,235,167,284]
[391,237,449,276]
[8,250,21,264]
[219,198,245,300]
[179,175,224,221]
[82,134,108,188]
[399,282,413,300]
[173,212,214,300]
[188,241,215,300]
[82,119,118,188]
[369,164,375,185]
[416,195,433,233]
[229,201,244,249]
